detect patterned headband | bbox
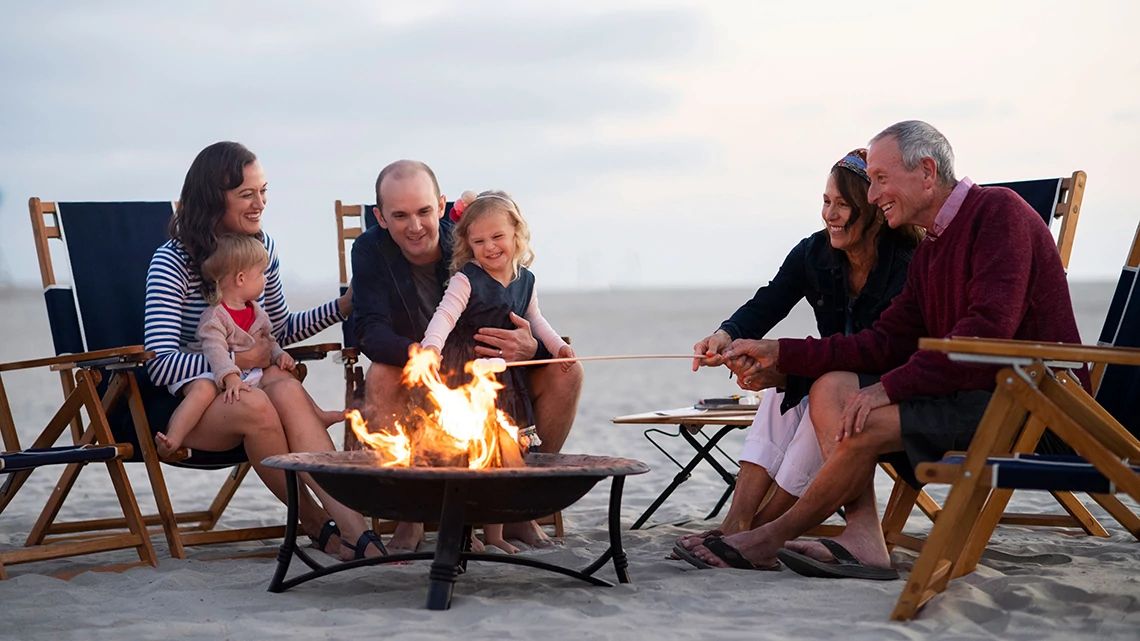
[834,154,870,183]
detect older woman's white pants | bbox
[737,389,823,498]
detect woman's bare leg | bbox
[260,368,380,560]
[181,387,340,553]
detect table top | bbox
[611,405,758,427]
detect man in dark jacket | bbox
[351,159,583,549]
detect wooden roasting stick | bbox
[474,353,696,373]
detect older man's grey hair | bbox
[870,120,957,187]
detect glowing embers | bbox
[349,346,524,469]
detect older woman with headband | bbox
[677,148,922,567]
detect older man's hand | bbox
[838,382,891,441]
[473,312,538,362]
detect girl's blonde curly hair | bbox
[450,190,534,276]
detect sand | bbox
[0,284,1136,640]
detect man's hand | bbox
[691,329,733,372]
[839,382,891,441]
[473,312,538,362]
[234,334,273,370]
[723,339,779,377]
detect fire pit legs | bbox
[426,480,468,610]
[264,452,650,609]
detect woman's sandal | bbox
[343,529,388,560]
[311,519,340,554]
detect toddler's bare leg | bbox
[156,380,216,460]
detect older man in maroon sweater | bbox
[685,120,1084,577]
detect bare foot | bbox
[154,433,190,462]
[468,532,486,553]
[484,536,520,554]
[388,521,424,553]
[320,409,347,428]
[502,521,554,547]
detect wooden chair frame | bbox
[879,170,1101,551]
[17,198,335,558]
[891,337,1140,620]
[0,353,157,578]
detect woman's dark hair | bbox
[831,149,923,250]
[170,141,258,270]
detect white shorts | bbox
[167,367,264,396]
[737,389,823,497]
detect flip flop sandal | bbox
[703,536,781,571]
[776,538,898,581]
[669,529,724,560]
[344,529,388,560]
[311,519,340,553]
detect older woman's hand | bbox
[691,329,733,372]
[734,368,786,391]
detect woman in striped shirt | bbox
[144,141,384,560]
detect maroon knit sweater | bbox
[777,184,1086,403]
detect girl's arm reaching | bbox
[525,286,569,357]
[422,272,473,351]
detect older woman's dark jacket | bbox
[719,228,915,410]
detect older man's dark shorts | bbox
[857,369,1062,483]
[855,373,1070,487]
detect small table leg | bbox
[426,480,468,610]
[632,424,741,529]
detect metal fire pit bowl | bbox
[264,451,649,610]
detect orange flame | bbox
[349,346,523,469]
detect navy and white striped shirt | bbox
[144,234,343,387]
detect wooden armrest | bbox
[285,342,341,362]
[0,346,151,373]
[339,347,360,363]
[918,337,1140,366]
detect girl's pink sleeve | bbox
[422,272,472,351]
[525,286,569,355]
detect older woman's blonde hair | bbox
[200,233,269,305]
[450,190,535,276]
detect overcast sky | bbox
[1,0,1137,291]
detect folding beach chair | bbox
[0,349,156,578]
[890,222,1140,620]
[878,171,1101,551]
[333,199,565,537]
[8,198,337,559]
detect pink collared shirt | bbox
[928,177,975,240]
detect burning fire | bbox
[349,346,524,469]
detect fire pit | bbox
[264,451,649,610]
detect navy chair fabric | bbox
[1096,262,1139,436]
[983,178,1062,229]
[54,202,244,466]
